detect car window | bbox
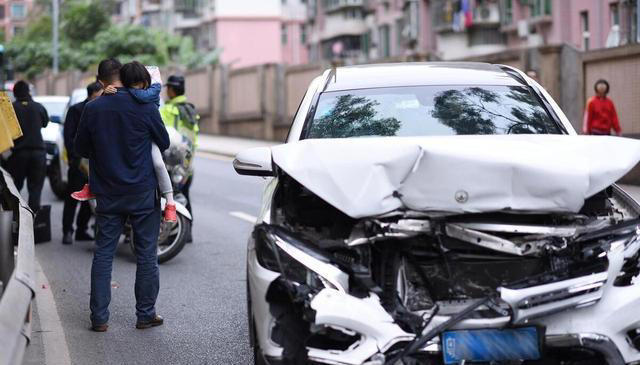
[306,85,561,139]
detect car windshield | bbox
[306,85,562,139]
[38,101,67,118]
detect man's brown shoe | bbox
[136,315,164,329]
[91,323,108,332]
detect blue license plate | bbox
[442,327,541,364]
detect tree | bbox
[431,86,558,135]
[431,89,497,135]
[309,94,401,138]
[6,0,218,79]
[62,0,111,44]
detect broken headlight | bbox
[254,225,349,292]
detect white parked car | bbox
[235,63,640,365]
[35,95,70,199]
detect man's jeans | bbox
[90,189,160,325]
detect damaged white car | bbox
[234,63,640,365]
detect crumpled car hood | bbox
[271,135,640,218]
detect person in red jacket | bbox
[583,79,622,136]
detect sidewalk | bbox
[197,134,279,158]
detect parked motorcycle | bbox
[128,127,194,263]
[83,126,193,263]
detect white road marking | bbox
[229,211,258,224]
[197,151,234,161]
[34,258,72,365]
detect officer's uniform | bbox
[159,76,199,219]
[160,96,199,146]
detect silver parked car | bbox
[235,63,640,365]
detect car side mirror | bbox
[233,147,274,177]
[50,115,61,124]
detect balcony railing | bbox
[324,0,365,13]
[175,0,202,16]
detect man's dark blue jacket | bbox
[75,88,170,196]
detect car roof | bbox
[33,95,70,103]
[323,62,523,92]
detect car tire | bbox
[48,156,67,200]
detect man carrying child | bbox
[75,58,170,332]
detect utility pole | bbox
[52,0,59,74]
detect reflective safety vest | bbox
[160,95,200,147]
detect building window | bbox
[175,0,200,17]
[361,31,371,58]
[469,28,505,46]
[610,2,620,26]
[379,25,390,58]
[530,0,551,17]
[396,18,404,45]
[0,5,4,19]
[13,26,24,36]
[343,8,362,19]
[10,3,26,19]
[281,24,288,45]
[300,24,307,44]
[501,0,513,25]
[581,11,590,51]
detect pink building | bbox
[306,0,639,63]
[501,0,638,50]
[113,0,309,68]
[0,0,34,41]
[305,0,435,63]
[212,0,308,67]
[281,0,309,66]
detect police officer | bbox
[61,81,103,245]
[160,75,199,225]
[160,75,199,147]
[6,81,49,211]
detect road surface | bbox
[23,155,264,365]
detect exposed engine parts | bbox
[254,175,640,364]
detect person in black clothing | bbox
[75,59,169,331]
[6,81,49,211]
[61,81,103,245]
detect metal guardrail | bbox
[0,167,36,365]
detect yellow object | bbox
[0,92,22,153]
[159,95,199,147]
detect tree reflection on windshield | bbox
[309,94,401,138]
[432,86,556,135]
[307,85,560,139]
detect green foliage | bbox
[431,86,558,135]
[22,15,52,42]
[62,0,111,43]
[309,94,402,138]
[6,0,218,79]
